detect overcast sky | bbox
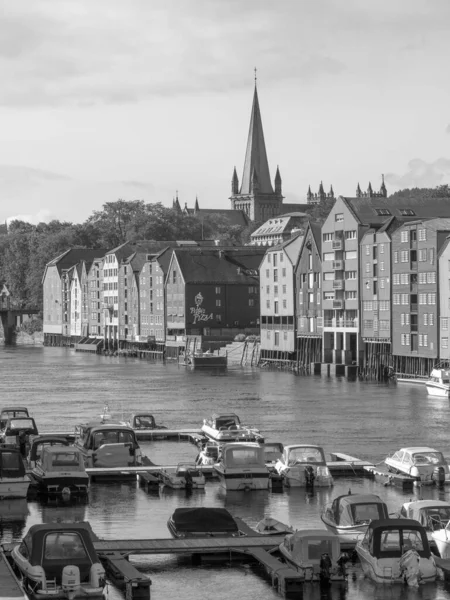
[1,0,450,224]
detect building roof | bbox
[265,232,304,265]
[240,87,273,195]
[194,208,249,227]
[45,248,107,275]
[173,247,265,284]
[280,203,311,214]
[251,214,308,238]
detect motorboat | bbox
[398,499,450,552]
[321,493,389,546]
[167,507,244,538]
[214,442,270,491]
[356,519,437,585]
[255,517,294,535]
[279,529,347,582]
[195,442,220,466]
[274,445,333,488]
[158,462,205,489]
[0,448,30,499]
[262,442,284,467]
[73,421,142,468]
[0,416,38,457]
[126,412,168,440]
[27,435,71,469]
[31,446,89,496]
[201,413,264,444]
[385,447,450,485]
[426,367,450,397]
[0,406,29,429]
[11,521,105,600]
[185,351,227,369]
[431,519,450,558]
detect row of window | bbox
[323,291,357,300]
[363,301,390,311]
[366,244,385,255]
[400,334,430,347]
[366,262,385,272]
[103,268,118,277]
[323,230,357,242]
[393,293,436,305]
[265,268,287,279]
[266,330,289,343]
[141,315,163,325]
[400,229,427,242]
[103,282,118,291]
[323,252,357,261]
[266,300,287,311]
[363,320,390,330]
[394,248,435,263]
[267,285,287,295]
[400,313,435,326]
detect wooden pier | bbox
[0,549,28,600]
[242,547,304,594]
[328,452,375,474]
[363,464,415,490]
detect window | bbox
[265,269,269,278]
[363,301,373,311]
[400,209,416,216]
[427,272,436,284]
[442,338,449,349]
[400,273,409,285]
[274,332,279,346]
[428,293,436,304]
[274,285,278,295]
[380,244,385,253]
[335,213,344,222]
[380,278,385,289]
[273,254,278,267]
[393,274,400,285]
[401,250,409,262]
[323,232,334,242]
[268,254,271,263]
[273,269,278,282]
[282,268,286,277]
[216,299,221,307]
[380,262,385,271]
[345,230,356,240]
[280,253,284,262]
[248,299,254,307]
[429,313,434,326]
[419,293,427,305]
[429,248,435,264]
[308,292,314,305]
[274,301,279,314]
[380,320,389,330]
[283,299,287,309]
[266,300,270,309]
[394,251,399,263]
[418,272,426,284]
[401,230,409,243]
[365,263,370,273]
[215,287,221,294]
[419,334,428,347]
[266,285,270,294]
[323,272,334,281]
[373,281,378,295]
[419,249,427,262]
[418,228,427,241]
[363,320,373,329]
[323,292,334,300]
[401,313,410,325]
[401,333,411,346]
[345,271,357,280]
[282,284,287,294]
[366,245,370,256]
[442,318,448,331]
[308,254,312,270]
[323,252,335,261]
[379,301,389,311]
[424,314,428,326]
[345,251,357,259]
[172,270,177,284]
[345,291,357,299]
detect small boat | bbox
[73,421,142,468]
[0,406,29,429]
[425,366,450,397]
[431,518,450,558]
[262,442,284,467]
[321,493,389,546]
[158,462,205,489]
[398,499,450,551]
[255,517,294,535]
[214,442,270,491]
[201,413,264,444]
[0,416,39,456]
[126,413,168,440]
[28,435,71,469]
[385,446,450,484]
[185,350,227,369]
[274,445,333,488]
[356,519,437,585]
[167,507,245,538]
[0,448,30,499]
[31,446,89,496]
[11,522,105,600]
[195,442,220,466]
[279,529,347,582]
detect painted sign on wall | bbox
[190,292,213,324]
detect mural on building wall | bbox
[190,292,213,325]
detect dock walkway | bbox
[0,549,28,600]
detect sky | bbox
[1,0,450,225]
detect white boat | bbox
[321,493,389,546]
[385,446,450,484]
[274,445,333,488]
[255,517,294,535]
[0,448,30,499]
[195,442,220,466]
[279,529,347,582]
[398,499,450,550]
[201,413,263,444]
[31,446,89,496]
[426,367,450,397]
[158,463,205,489]
[214,443,270,491]
[356,519,437,585]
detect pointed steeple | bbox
[380,174,387,197]
[274,166,282,195]
[307,185,312,201]
[194,196,199,212]
[240,86,274,195]
[231,167,239,195]
[367,182,373,196]
[251,166,259,193]
[329,185,334,198]
[318,181,325,199]
[173,192,181,213]
[356,183,362,198]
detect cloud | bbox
[7,209,54,225]
[385,158,450,189]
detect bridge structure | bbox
[0,295,39,344]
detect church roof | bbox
[240,87,274,195]
[195,208,249,227]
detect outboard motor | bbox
[62,565,81,600]
[305,465,315,488]
[319,553,332,584]
[432,466,446,487]
[399,546,421,587]
[184,469,193,489]
[337,552,349,578]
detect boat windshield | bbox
[8,419,35,430]
[92,430,135,450]
[225,447,262,467]
[378,529,424,556]
[421,506,450,529]
[306,538,334,561]
[44,532,88,561]
[51,452,82,467]
[350,503,384,524]
[287,447,324,466]
[412,451,445,465]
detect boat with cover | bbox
[274,445,333,488]
[385,446,450,484]
[158,462,205,489]
[0,417,39,457]
[0,406,29,429]
[27,435,71,469]
[73,420,142,468]
[321,493,389,546]
[425,365,450,397]
[11,522,105,600]
[279,530,347,582]
[430,517,450,558]
[0,448,30,499]
[31,446,89,496]
[356,519,437,585]
[255,517,294,535]
[398,499,450,547]
[126,413,168,440]
[167,507,245,538]
[214,442,270,491]
[201,413,263,444]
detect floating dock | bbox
[0,549,28,600]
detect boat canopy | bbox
[364,519,431,559]
[0,448,26,477]
[330,494,389,526]
[40,446,85,472]
[28,436,70,463]
[3,417,38,436]
[401,501,450,529]
[131,414,156,429]
[77,424,139,450]
[221,443,265,468]
[284,445,326,466]
[170,508,239,533]
[263,442,284,462]
[285,530,340,563]
[211,414,241,429]
[0,407,29,428]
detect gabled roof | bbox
[265,232,304,265]
[173,248,265,284]
[240,87,273,195]
[251,214,307,237]
[44,248,107,275]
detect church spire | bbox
[356,182,362,198]
[194,196,199,213]
[274,165,282,195]
[380,173,387,197]
[231,167,239,195]
[240,86,274,195]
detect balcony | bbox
[410,324,418,332]
[323,318,358,328]
[103,301,114,311]
[333,280,344,290]
[333,300,343,309]
[332,240,343,250]
[410,303,418,312]
[332,260,343,270]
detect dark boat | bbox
[167,507,245,538]
[0,417,38,457]
[31,446,89,496]
[28,435,71,469]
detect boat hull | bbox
[201,425,263,444]
[320,517,367,545]
[214,467,269,491]
[0,478,30,499]
[280,469,333,488]
[32,474,89,495]
[425,382,450,397]
[356,545,437,584]
[278,546,345,582]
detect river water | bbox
[1,346,450,600]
